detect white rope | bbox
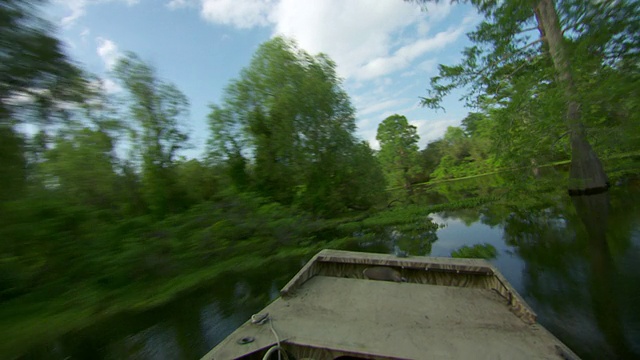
[269,317,281,349]
[262,344,287,360]
[256,313,288,360]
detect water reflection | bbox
[488,186,637,359]
[572,192,635,359]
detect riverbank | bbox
[0,189,497,358]
[4,171,638,359]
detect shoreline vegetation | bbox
[0,176,488,357]
[388,151,640,192]
[0,183,481,357]
[4,167,638,359]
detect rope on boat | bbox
[262,344,288,360]
[252,312,288,360]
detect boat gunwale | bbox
[204,249,582,360]
[280,249,537,325]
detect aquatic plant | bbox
[451,243,498,259]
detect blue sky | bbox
[46,0,479,158]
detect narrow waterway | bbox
[22,183,640,359]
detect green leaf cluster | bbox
[376,114,423,193]
[451,243,498,259]
[208,37,386,214]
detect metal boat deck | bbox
[202,250,578,360]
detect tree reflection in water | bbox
[427,179,640,359]
[497,186,639,359]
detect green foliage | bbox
[416,0,640,182]
[2,2,639,357]
[114,53,190,216]
[174,159,219,205]
[208,37,384,214]
[39,128,119,208]
[0,126,26,200]
[429,123,496,180]
[376,114,422,192]
[451,243,498,259]
[0,0,87,125]
[340,141,388,209]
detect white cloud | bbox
[59,0,86,27]
[200,0,275,28]
[192,0,456,81]
[64,38,78,50]
[56,0,140,28]
[360,128,380,149]
[102,78,123,94]
[417,22,431,36]
[359,98,408,117]
[355,27,464,80]
[96,37,121,69]
[80,27,91,42]
[270,0,424,80]
[411,117,461,147]
[417,58,437,73]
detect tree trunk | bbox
[534,0,609,195]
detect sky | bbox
[45,0,480,158]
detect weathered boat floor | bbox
[206,275,569,359]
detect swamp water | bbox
[21,182,640,359]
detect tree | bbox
[174,158,219,205]
[376,114,422,193]
[208,37,383,213]
[114,53,190,216]
[427,121,497,180]
[533,0,606,193]
[461,112,486,136]
[0,0,87,126]
[40,128,119,209]
[420,139,445,178]
[0,126,26,201]
[431,126,471,179]
[338,141,388,210]
[413,0,640,193]
[0,0,90,204]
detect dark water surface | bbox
[23,183,640,359]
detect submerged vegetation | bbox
[451,243,498,259]
[1,0,640,358]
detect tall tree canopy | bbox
[114,53,190,216]
[0,0,90,202]
[208,37,384,213]
[0,0,87,126]
[414,0,640,193]
[376,114,422,193]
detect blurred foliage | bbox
[376,114,423,193]
[0,0,90,127]
[2,1,640,358]
[208,37,386,214]
[0,5,391,356]
[451,243,497,259]
[411,0,640,186]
